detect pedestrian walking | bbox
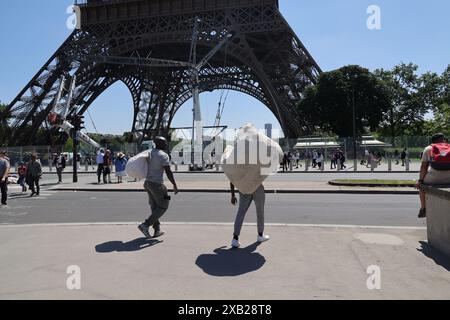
[282,152,288,172]
[337,149,346,170]
[103,150,113,184]
[96,149,105,184]
[317,152,324,170]
[394,150,400,165]
[114,152,128,184]
[230,183,270,248]
[401,149,407,166]
[138,137,179,239]
[53,152,66,183]
[17,162,27,192]
[27,154,42,197]
[312,150,318,168]
[330,152,337,170]
[0,150,10,207]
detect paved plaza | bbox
[1,223,449,300]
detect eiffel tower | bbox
[4,0,321,145]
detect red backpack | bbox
[429,143,450,170]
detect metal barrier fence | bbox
[1,146,62,168]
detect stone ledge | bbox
[420,184,450,200]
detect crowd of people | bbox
[95,149,129,184]
[0,151,43,206]
[280,149,347,171]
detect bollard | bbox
[85,162,89,172]
[406,157,410,171]
[337,159,341,172]
[305,159,309,172]
[290,161,293,172]
[216,164,220,172]
[388,157,392,171]
[371,159,376,172]
[175,164,178,172]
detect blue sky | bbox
[1,0,449,136]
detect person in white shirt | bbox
[96,149,105,184]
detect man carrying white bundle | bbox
[230,182,268,248]
[137,137,179,239]
[222,123,282,248]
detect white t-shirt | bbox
[146,149,170,184]
[96,152,104,164]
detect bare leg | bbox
[420,190,426,209]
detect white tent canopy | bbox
[294,140,341,150]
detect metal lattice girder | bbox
[5,0,321,144]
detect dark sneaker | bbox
[418,208,427,219]
[153,230,165,238]
[138,224,152,239]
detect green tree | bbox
[423,65,450,137]
[298,65,390,137]
[374,63,443,139]
[423,103,450,137]
[0,101,12,146]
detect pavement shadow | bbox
[95,238,162,253]
[195,242,265,277]
[417,241,450,272]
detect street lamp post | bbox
[352,89,358,171]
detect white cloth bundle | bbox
[221,123,283,195]
[125,150,150,179]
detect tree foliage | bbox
[0,101,12,147]
[373,63,444,137]
[298,65,390,137]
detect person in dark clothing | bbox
[0,150,10,207]
[282,153,288,172]
[17,162,27,192]
[401,149,407,166]
[27,154,42,197]
[394,150,400,165]
[53,152,66,183]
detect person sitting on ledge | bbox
[417,133,450,218]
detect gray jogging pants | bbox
[233,185,265,236]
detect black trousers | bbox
[29,177,40,195]
[56,167,63,182]
[0,179,7,205]
[97,164,104,182]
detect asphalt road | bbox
[0,190,424,227]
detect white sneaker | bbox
[257,235,270,243]
[231,238,241,248]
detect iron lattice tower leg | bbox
[4,1,321,145]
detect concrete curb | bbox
[51,187,419,195]
[328,181,416,188]
[37,170,420,175]
[0,221,427,230]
